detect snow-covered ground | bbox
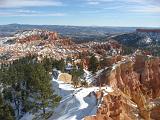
[21,70,113,120]
[83,69,94,84]
[50,77,97,120]
[49,72,112,120]
[83,67,108,85]
[20,113,34,120]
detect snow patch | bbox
[50,72,113,120]
[20,113,34,120]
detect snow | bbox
[49,86,98,120]
[83,69,94,84]
[50,72,112,120]
[20,70,113,120]
[83,68,108,84]
[14,30,42,39]
[20,113,34,120]
[143,37,152,44]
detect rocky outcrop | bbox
[54,39,74,46]
[58,73,72,84]
[87,55,160,120]
[104,55,122,67]
[92,40,122,56]
[16,30,58,43]
[85,89,140,120]
[17,35,41,43]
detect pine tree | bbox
[0,56,61,116]
[71,65,79,88]
[71,64,84,88]
[99,58,107,69]
[31,63,54,114]
[0,94,15,120]
[42,57,52,72]
[88,55,99,73]
[57,59,65,72]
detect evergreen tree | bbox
[99,58,107,69]
[88,55,99,73]
[0,94,15,120]
[31,63,54,114]
[0,55,61,116]
[42,57,52,72]
[56,59,65,72]
[71,64,84,88]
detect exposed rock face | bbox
[85,89,140,120]
[16,30,58,43]
[17,35,41,43]
[54,39,74,46]
[58,73,72,84]
[104,55,122,67]
[86,55,160,120]
[92,40,121,55]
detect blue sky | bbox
[0,0,160,27]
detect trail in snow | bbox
[83,67,109,85]
[83,69,93,84]
[50,72,112,120]
[20,70,113,120]
[50,78,97,120]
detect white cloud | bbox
[86,0,159,5]
[0,13,66,17]
[86,0,112,5]
[0,0,63,8]
[88,1,100,5]
[85,0,160,14]
[80,10,101,13]
[16,9,40,13]
[87,0,114,2]
[87,0,114,4]
[131,6,160,13]
[0,9,66,16]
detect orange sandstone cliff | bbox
[85,55,160,120]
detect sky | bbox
[0,0,160,27]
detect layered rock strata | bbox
[86,55,160,120]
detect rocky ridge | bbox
[0,30,121,64]
[1,29,160,120]
[85,55,160,120]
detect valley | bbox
[0,27,160,120]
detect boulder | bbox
[58,73,72,84]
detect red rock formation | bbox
[48,32,58,40]
[87,55,160,120]
[85,90,139,120]
[105,55,122,67]
[54,39,74,46]
[18,35,41,43]
[91,40,122,56]
[17,31,58,43]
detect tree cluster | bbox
[70,64,84,88]
[0,56,62,120]
[88,55,99,74]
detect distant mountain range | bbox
[0,24,137,40]
[1,24,159,43]
[0,24,136,34]
[1,24,160,56]
[111,29,160,56]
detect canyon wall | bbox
[85,55,160,120]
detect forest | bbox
[0,56,63,120]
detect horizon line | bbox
[0,23,160,28]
